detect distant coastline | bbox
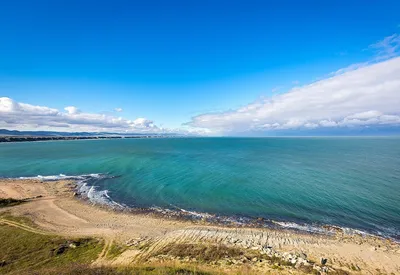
[0,135,159,143]
[0,129,185,142]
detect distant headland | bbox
[0,129,183,143]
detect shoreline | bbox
[5,173,400,243]
[1,178,400,274]
[70,173,399,243]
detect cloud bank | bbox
[0,97,160,133]
[2,33,400,136]
[187,57,400,134]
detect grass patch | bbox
[156,243,245,262]
[268,255,294,267]
[0,222,102,274]
[0,198,25,208]
[0,212,40,228]
[0,215,216,275]
[27,264,213,274]
[106,243,127,260]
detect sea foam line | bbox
[18,173,125,209]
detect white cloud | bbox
[187,57,400,134]
[331,33,400,77]
[271,86,281,93]
[64,106,81,114]
[133,118,155,128]
[0,97,162,133]
[369,33,400,60]
[331,61,369,76]
[114,107,123,112]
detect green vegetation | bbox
[106,243,127,260]
[155,243,245,262]
[28,265,213,275]
[0,212,39,228]
[0,217,216,275]
[0,222,102,274]
[0,213,351,274]
[0,198,25,208]
[268,255,294,267]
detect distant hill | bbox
[0,129,180,137]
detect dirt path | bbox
[0,218,48,235]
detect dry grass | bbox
[25,264,214,275]
[106,242,127,260]
[155,243,245,262]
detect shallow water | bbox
[1,137,399,239]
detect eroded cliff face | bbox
[119,227,400,274]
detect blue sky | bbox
[1,0,400,135]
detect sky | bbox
[1,0,400,136]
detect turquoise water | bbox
[1,137,399,239]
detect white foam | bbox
[17,173,125,209]
[272,221,329,234]
[19,173,102,181]
[178,208,214,219]
[72,175,125,209]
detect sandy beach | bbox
[1,178,399,274]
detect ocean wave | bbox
[271,221,333,234]
[10,173,399,242]
[19,173,103,181]
[18,173,125,209]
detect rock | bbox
[299,252,307,259]
[313,264,322,272]
[67,241,79,248]
[290,258,297,265]
[321,266,329,273]
[262,246,274,256]
[320,257,328,265]
[55,244,67,255]
[252,257,258,262]
[295,262,301,269]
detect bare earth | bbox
[1,179,399,274]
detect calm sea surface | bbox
[1,137,399,239]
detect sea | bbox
[1,137,399,240]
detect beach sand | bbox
[1,178,399,274]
